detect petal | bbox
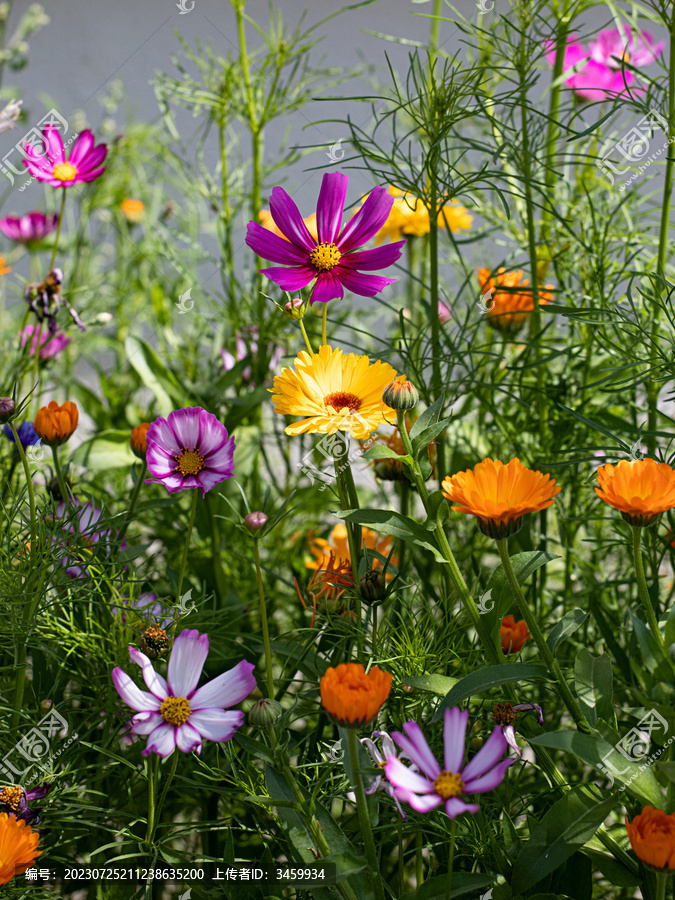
[131,712,163,735]
[187,708,244,742]
[316,172,348,244]
[269,186,316,251]
[194,467,233,495]
[463,757,513,793]
[392,722,441,780]
[190,659,256,708]
[175,722,202,754]
[76,144,108,173]
[246,221,308,265]
[198,411,233,457]
[338,185,395,251]
[334,267,396,297]
[310,271,344,305]
[146,415,182,456]
[361,738,383,766]
[166,408,201,452]
[461,727,508,783]
[445,797,479,819]
[167,629,209,697]
[260,265,315,291]
[501,725,521,758]
[444,707,469,773]
[67,130,94,166]
[385,756,435,794]
[407,792,443,813]
[129,647,168,700]
[341,240,406,271]
[142,722,178,758]
[41,126,65,165]
[112,668,162,712]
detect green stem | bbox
[117,460,147,545]
[333,441,363,651]
[542,0,571,239]
[632,525,665,649]
[299,317,314,355]
[49,189,67,273]
[445,818,457,900]
[51,445,70,506]
[149,751,179,844]
[496,539,587,729]
[656,870,668,900]
[253,537,275,698]
[415,832,424,887]
[145,755,158,844]
[171,491,198,637]
[322,303,328,346]
[9,420,37,565]
[347,728,386,900]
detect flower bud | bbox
[359,568,387,606]
[382,375,419,411]
[120,198,144,224]
[95,312,113,325]
[139,625,170,660]
[248,698,283,728]
[283,297,304,319]
[0,397,15,423]
[40,699,52,713]
[34,400,78,447]
[130,423,150,459]
[245,511,268,533]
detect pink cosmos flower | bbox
[245,172,406,304]
[347,730,415,820]
[0,211,58,244]
[546,27,664,102]
[112,629,256,757]
[19,324,71,359]
[385,707,514,819]
[220,326,283,384]
[23,126,108,188]
[438,301,451,324]
[145,407,235,496]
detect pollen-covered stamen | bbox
[324,391,362,413]
[175,446,205,476]
[0,785,24,811]
[433,770,464,799]
[160,695,191,726]
[52,162,78,182]
[492,702,516,726]
[310,242,341,271]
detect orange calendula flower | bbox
[626,806,675,870]
[271,345,398,440]
[0,812,41,884]
[130,423,150,459]
[306,523,396,575]
[297,552,354,624]
[595,458,675,527]
[0,256,11,276]
[442,457,560,539]
[375,187,472,244]
[259,208,318,242]
[33,400,78,447]
[500,616,530,654]
[120,199,144,223]
[479,267,554,335]
[320,662,392,728]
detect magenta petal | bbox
[269,186,316,251]
[463,757,513,794]
[190,659,256,709]
[42,127,65,165]
[385,756,435,794]
[68,130,95,166]
[112,668,162,712]
[76,144,108,173]
[342,240,405,271]
[260,265,315,291]
[167,629,209,697]
[310,271,344,305]
[461,726,508,782]
[334,267,396,297]
[131,712,163,736]
[316,172,348,244]
[245,221,309,265]
[129,648,169,699]
[166,407,201,452]
[142,722,177,758]
[393,723,441,780]
[443,708,468,773]
[338,185,394,251]
[445,797,479,819]
[501,724,521,758]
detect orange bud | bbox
[130,423,150,459]
[120,198,144,224]
[320,662,392,728]
[34,401,78,447]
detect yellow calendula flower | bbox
[270,344,398,439]
[375,187,472,244]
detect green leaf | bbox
[411,415,452,459]
[233,732,274,763]
[528,731,663,805]
[548,609,588,654]
[409,396,444,445]
[574,649,613,727]
[581,846,640,886]
[511,785,616,894]
[403,674,458,696]
[70,430,137,471]
[360,445,407,461]
[629,609,673,680]
[400,872,492,900]
[336,508,443,561]
[124,335,184,414]
[432,663,550,722]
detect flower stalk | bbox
[346,727,386,900]
[632,525,665,650]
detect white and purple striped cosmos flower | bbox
[385,707,515,819]
[112,629,256,758]
[348,730,415,820]
[245,172,405,305]
[144,407,235,496]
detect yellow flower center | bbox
[52,162,78,182]
[0,785,23,811]
[378,760,387,769]
[175,447,205,476]
[309,242,341,271]
[160,696,191,726]
[324,391,362,413]
[433,770,464,799]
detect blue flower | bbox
[3,421,40,446]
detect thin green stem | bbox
[656,870,668,900]
[632,525,665,649]
[49,190,67,273]
[333,441,363,651]
[445,818,457,900]
[117,460,147,545]
[171,491,199,637]
[9,420,37,565]
[415,832,424,887]
[145,755,158,844]
[496,539,587,729]
[51,445,70,507]
[321,303,328,346]
[347,728,385,900]
[149,751,179,844]
[299,317,314,355]
[253,537,275,698]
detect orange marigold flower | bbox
[306,523,397,575]
[626,806,675,870]
[320,662,392,728]
[0,812,41,884]
[120,199,144,223]
[0,256,11,276]
[479,267,554,335]
[500,616,530,654]
[297,551,354,624]
[442,457,560,539]
[33,400,78,447]
[595,458,675,527]
[130,422,150,459]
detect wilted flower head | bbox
[0,99,21,135]
[0,783,50,825]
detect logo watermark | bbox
[326,139,345,163]
[478,287,496,313]
[298,427,377,491]
[597,708,670,790]
[595,108,670,192]
[177,589,197,617]
[0,109,68,187]
[25,441,45,463]
[175,288,193,314]
[477,588,494,614]
[476,0,494,12]
[176,0,195,12]
[0,708,76,783]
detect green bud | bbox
[248,698,283,728]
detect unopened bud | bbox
[248,698,283,728]
[283,297,304,319]
[382,376,419,411]
[359,568,387,606]
[0,397,15,423]
[245,511,268,533]
[95,312,113,325]
[40,699,52,712]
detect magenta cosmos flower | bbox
[0,211,59,244]
[546,26,664,102]
[245,172,405,304]
[112,629,256,757]
[385,707,514,819]
[145,407,235,496]
[20,324,71,359]
[23,126,107,187]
